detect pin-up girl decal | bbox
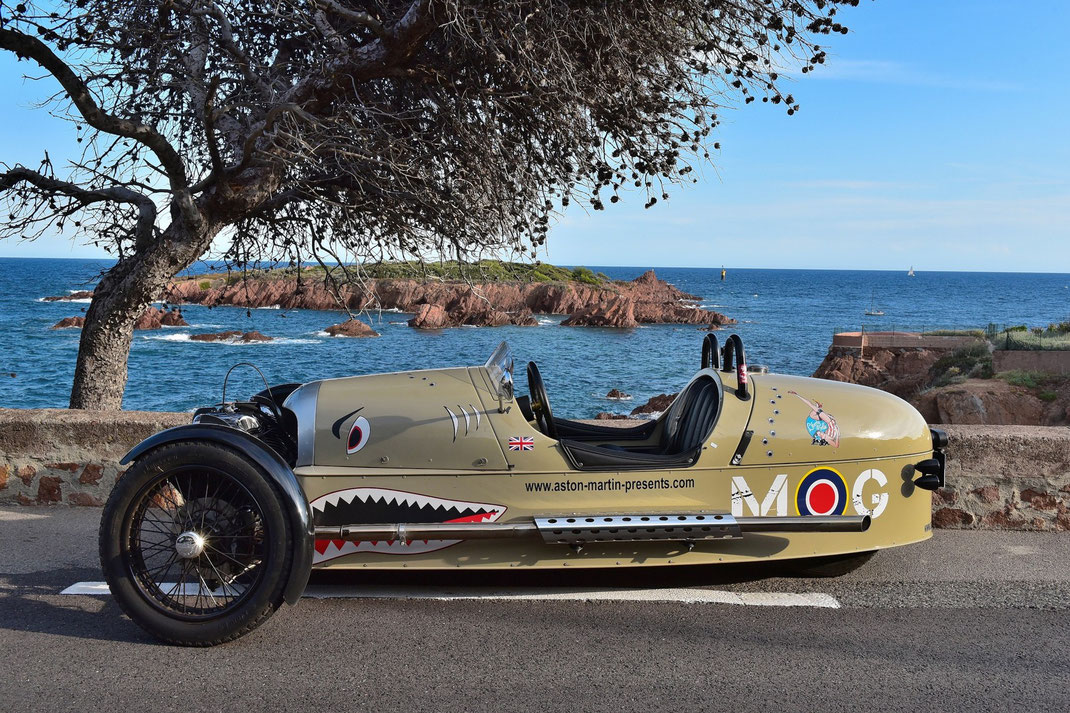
[788,391,840,448]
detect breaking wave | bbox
[142,333,320,345]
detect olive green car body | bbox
[288,350,935,571]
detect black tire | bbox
[99,441,293,646]
[786,550,877,578]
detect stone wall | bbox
[992,349,1070,375]
[0,408,186,506]
[831,331,980,350]
[0,410,1067,531]
[935,424,1069,531]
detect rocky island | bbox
[157,262,733,330]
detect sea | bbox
[1,257,1067,418]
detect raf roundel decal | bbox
[347,416,371,454]
[795,467,849,516]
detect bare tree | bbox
[0,0,856,409]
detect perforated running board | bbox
[534,513,741,545]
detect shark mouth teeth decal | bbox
[310,487,506,563]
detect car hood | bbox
[737,374,931,465]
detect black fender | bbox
[120,424,314,605]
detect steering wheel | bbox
[526,361,558,439]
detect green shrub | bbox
[198,280,212,290]
[570,266,600,285]
[1039,390,1059,402]
[929,343,993,388]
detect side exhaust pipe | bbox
[737,515,870,533]
[314,513,870,546]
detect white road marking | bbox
[62,582,111,595]
[60,582,839,608]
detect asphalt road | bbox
[1,506,1068,712]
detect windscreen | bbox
[484,341,514,400]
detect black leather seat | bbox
[560,375,722,470]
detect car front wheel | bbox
[99,441,293,646]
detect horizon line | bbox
[1,254,1068,276]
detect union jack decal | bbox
[508,436,535,451]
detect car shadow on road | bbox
[0,568,153,645]
[308,558,804,589]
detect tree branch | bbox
[0,28,190,196]
[282,0,437,110]
[315,0,387,39]
[0,166,157,246]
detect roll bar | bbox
[720,333,750,401]
[701,333,720,370]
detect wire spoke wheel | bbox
[126,466,268,620]
[100,441,293,646]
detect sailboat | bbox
[907,266,915,277]
[864,290,885,317]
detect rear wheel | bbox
[787,550,877,578]
[99,441,293,646]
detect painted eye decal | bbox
[347,416,371,454]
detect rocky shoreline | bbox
[159,268,733,329]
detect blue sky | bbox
[2,0,1068,272]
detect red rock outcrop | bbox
[163,269,733,328]
[913,379,1070,426]
[561,296,638,328]
[160,308,188,326]
[408,302,539,329]
[813,345,946,398]
[324,319,379,337]
[43,290,93,302]
[190,330,272,343]
[135,306,188,330]
[606,389,631,400]
[51,307,186,332]
[408,304,454,329]
[630,393,679,416]
[595,412,630,420]
[50,316,85,329]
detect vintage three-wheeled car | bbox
[99,334,947,645]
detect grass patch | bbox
[997,370,1045,389]
[922,329,985,338]
[198,280,212,290]
[993,331,1070,351]
[185,260,611,286]
[995,370,1069,402]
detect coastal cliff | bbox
[161,267,734,329]
[814,340,1070,426]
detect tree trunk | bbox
[69,228,214,410]
[68,271,139,410]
